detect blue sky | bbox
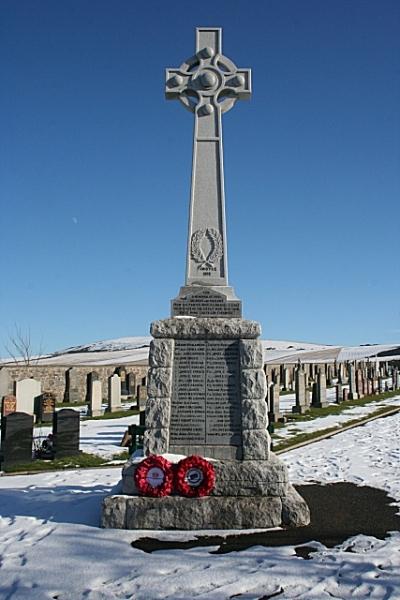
[1,0,399,356]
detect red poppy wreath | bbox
[175,455,215,497]
[134,455,173,497]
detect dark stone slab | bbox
[0,411,33,468]
[35,392,56,423]
[169,339,241,457]
[172,288,242,318]
[2,394,17,417]
[53,409,80,457]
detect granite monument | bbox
[102,27,310,530]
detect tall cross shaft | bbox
[166,27,251,292]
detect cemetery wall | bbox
[0,364,148,404]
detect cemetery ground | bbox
[0,394,399,598]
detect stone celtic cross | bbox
[166,27,251,293]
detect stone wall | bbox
[0,364,148,404]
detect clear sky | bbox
[1,0,399,357]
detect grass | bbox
[273,405,398,452]
[273,389,400,429]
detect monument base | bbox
[101,455,310,530]
[101,484,309,530]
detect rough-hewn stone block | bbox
[240,340,264,369]
[149,339,174,368]
[242,429,270,460]
[151,318,261,340]
[147,367,172,398]
[241,369,267,400]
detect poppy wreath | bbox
[175,455,215,497]
[134,455,174,497]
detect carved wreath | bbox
[191,228,223,267]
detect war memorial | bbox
[101,27,310,530]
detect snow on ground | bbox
[1,409,400,598]
[275,390,400,444]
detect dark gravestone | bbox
[0,412,33,469]
[116,367,129,395]
[2,394,17,417]
[35,392,56,423]
[53,409,80,457]
[169,339,241,454]
[127,372,136,396]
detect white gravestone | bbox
[0,368,11,398]
[89,380,102,417]
[108,374,121,413]
[16,378,41,415]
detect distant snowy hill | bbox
[2,336,398,366]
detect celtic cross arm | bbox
[165,30,251,114]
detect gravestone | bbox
[311,370,328,408]
[65,367,81,404]
[137,385,147,411]
[293,367,308,414]
[116,367,129,395]
[53,409,80,457]
[0,412,33,469]
[348,363,358,400]
[102,26,309,531]
[127,372,137,396]
[335,383,343,404]
[268,382,281,423]
[0,368,11,398]
[15,378,41,415]
[1,394,17,417]
[356,369,364,398]
[393,368,399,390]
[88,379,102,417]
[35,392,56,423]
[108,374,121,413]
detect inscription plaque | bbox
[170,339,241,447]
[172,289,242,318]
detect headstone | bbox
[335,383,343,404]
[35,392,56,423]
[0,412,33,469]
[293,367,308,414]
[311,370,328,408]
[378,376,384,394]
[282,367,290,391]
[127,372,137,396]
[103,26,310,531]
[348,363,358,400]
[1,394,17,417]
[15,378,41,415]
[88,380,102,417]
[326,365,333,386]
[337,363,344,384]
[0,368,11,398]
[137,384,147,411]
[342,388,349,401]
[355,369,364,398]
[116,367,129,395]
[65,367,81,404]
[53,409,80,457]
[393,368,399,390]
[108,374,121,413]
[268,382,281,422]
